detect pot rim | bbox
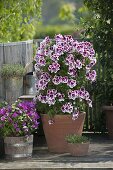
[4,134,33,139]
[41,112,86,116]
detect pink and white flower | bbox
[72,109,79,120]
[68,90,79,100]
[86,70,96,82]
[68,68,77,77]
[55,34,64,45]
[35,79,48,90]
[75,59,82,69]
[67,79,77,88]
[50,54,60,61]
[52,75,62,85]
[61,102,73,113]
[61,76,68,83]
[86,58,97,70]
[65,54,75,66]
[53,44,64,56]
[57,93,65,102]
[48,62,60,73]
[40,36,51,49]
[37,94,47,104]
[35,56,46,66]
[40,72,51,82]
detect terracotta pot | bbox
[41,113,86,153]
[67,142,90,156]
[4,135,33,160]
[103,106,113,139]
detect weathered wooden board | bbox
[0,43,5,101]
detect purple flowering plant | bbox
[34,34,96,120]
[0,100,39,137]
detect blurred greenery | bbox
[34,24,81,39]
[0,0,42,42]
[59,3,76,21]
[81,0,113,54]
[42,0,84,25]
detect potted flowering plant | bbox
[65,134,90,156]
[0,100,40,159]
[35,34,96,153]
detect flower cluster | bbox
[0,100,39,137]
[35,34,96,118]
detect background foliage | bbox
[82,0,113,105]
[80,0,113,132]
[82,0,113,54]
[0,0,42,42]
[34,25,80,39]
[41,0,83,25]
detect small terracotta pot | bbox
[67,142,90,156]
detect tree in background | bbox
[59,3,76,22]
[82,0,113,54]
[59,0,84,25]
[0,0,42,42]
[42,0,83,25]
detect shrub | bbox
[1,64,25,79]
[65,134,89,144]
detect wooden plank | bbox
[3,40,33,67]
[4,41,23,64]
[0,44,5,101]
[24,40,33,73]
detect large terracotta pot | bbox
[41,113,86,153]
[103,106,113,139]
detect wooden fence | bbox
[0,40,33,102]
